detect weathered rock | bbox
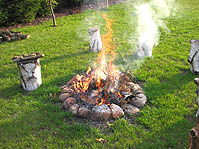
[130,93,147,108]
[63,97,77,109]
[91,104,111,121]
[61,87,73,94]
[122,104,140,115]
[59,93,71,102]
[80,95,96,105]
[78,107,91,118]
[127,82,135,87]
[69,104,79,115]
[131,84,141,93]
[110,104,124,119]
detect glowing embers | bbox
[73,67,93,93]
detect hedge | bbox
[0,0,55,26]
[0,0,103,27]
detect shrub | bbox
[0,0,57,26]
[56,0,100,10]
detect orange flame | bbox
[95,13,119,105]
[73,13,120,106]
[117,92,123,98]
[94,13,119,84]
[73,67,93,93]
[96,98,106,106]
[86,66,91,75]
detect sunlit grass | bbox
[0,0,199,148]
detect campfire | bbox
[59,13,147,121]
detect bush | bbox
[55,0,101,10]
[0,0,57,27]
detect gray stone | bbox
[63,97,77,109]
[91,104,111,121]
[130,93,147,108]
[78,107,91,118]
[127,82,135,88]
[110,104,124,119]
[122,104,140,115]
[131,84,141,93]
[69,104,79,115]
[61,87,73,94]
[59,93,71,102]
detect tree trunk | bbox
[188,126,199,149]
[49,0,56,27]
[189,78,199,149]
[17,59,42,91]
[188,40,199,74]
[88,28,102,52]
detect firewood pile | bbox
[12,52,44,64]
[59,69,147,121]
[0,30,30,43]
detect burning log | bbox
[12,52,44,91]
[188,40,199,74]
[88,28,102,52]
[188,78,199,149]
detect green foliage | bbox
[0,0,57,26]
[56,0,102,9]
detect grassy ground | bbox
[0,0,199,148]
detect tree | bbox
[49,0,56,27]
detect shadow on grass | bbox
[42,49,92,65]
[144,70,196,103]
[0,105,91,148]
[0,73,93,148]
[130,118,195,148]
[0,48,94,99]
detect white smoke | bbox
[135,0,176,58]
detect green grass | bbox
[1,0,199,148]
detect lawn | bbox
[0,0,199,148]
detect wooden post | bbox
[188,40,199,74]
[188,78,199,149]
[107,0,109,8]
[12,53,44,91]
[49,0,56,27]
[88,28,102,52]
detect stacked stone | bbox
[59,81,147,121]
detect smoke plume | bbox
[134,0,176,58]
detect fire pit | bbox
[59,13,147,121]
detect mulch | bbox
[0,0,124,31]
